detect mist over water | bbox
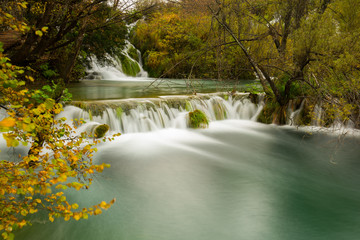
[15,120,360,240]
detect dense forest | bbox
[131,0,360,126]
[0,0,359,239]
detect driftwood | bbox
[0,30,22,49]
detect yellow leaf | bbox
[72,203,79,210]
[22,123,35,132]
[64,215,71,221]
[58,174,67,182]
[94,208,102,215]
[0,117,16,127]
[5,13,13,19]
[3,134,19,147]
[21,209,28,216]
[99,201,108,209]
[35,30,43,37]
[27,186,34,194]
[18,220,27,228]
[73,213,81,221]
[29,208,38,214]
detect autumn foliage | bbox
[0,2,117,239]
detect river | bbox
[11,68,360,239]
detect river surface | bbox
[68,78,259,100]
[15,120,360,240]
[11,77,360,240]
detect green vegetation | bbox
[0,1,151,239]
[94,124,110,138]
[132,0,360,127]
[118,54,141,77]
[128,46,140,62]
[0,0,360,238]
[188,110,209,129]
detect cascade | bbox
[287,99,305,126]
[59,93,264,134]
[85,21,148,81]
[85,40,149,81]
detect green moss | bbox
[88,110,93,121]
[94,124,109,138]
[127,46,139,62]
[119,53,140,77]
[185,100,193,112]
[188,110,209,129]
[116,107,123,118]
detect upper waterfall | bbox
[85,21,149,81]
[85,40,149,81]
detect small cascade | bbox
[311,103,324,126]
[86,56,129,80]
[287,99,305,126]
[85,41,148,81]
[59,93,264,134]
[121,40,148,78]
[85,24,148,80]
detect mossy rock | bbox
[94,124,109,138]
[188,110,209,129]
[119,53,140,77]
[127,46,139,62]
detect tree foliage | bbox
[0,1,137,239]
[0,42,117,239]
[176,0,359,126]
[0,0,145,84]
[132,5,212,78]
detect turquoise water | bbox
[15,121,360,240]
[68,79,259,100]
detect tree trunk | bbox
[59,20,87,83]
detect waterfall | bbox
[85,40,149,81]
[59,93,264,134]
[85,21,148,81]
[287,99,305,126]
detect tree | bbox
[0,2,129,239]
[0,42,118,239]
[132,4,213,78]
[132,1,255,80]
[0,0,154,84]
[207,0,360,125]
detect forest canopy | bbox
[132,0,360,126]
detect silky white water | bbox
[59,93,264,134]
[7,39,360,239]
[13,119,360,240]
